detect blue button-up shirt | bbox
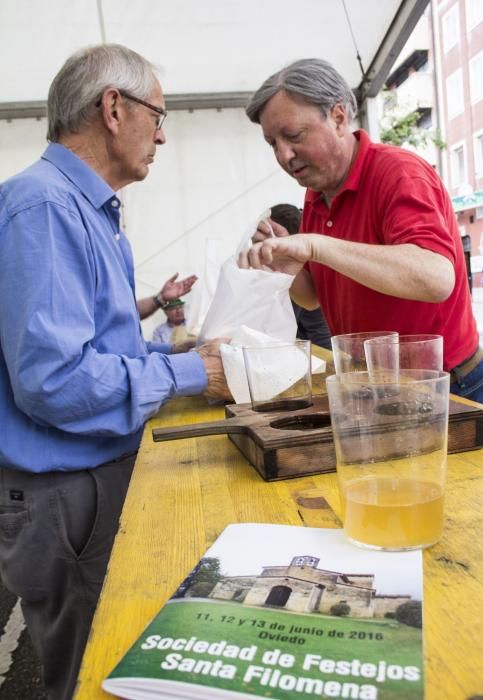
[0,144,207,472]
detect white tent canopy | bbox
[0,0,428,337]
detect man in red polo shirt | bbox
[242,58,482,403]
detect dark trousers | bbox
[450,351,483,404]
[0,454,136,700]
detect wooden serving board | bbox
[152,395,483,481]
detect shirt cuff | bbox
[164,350,208,395]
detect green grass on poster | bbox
[109,598,423,699]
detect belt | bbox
[450,346,483,382]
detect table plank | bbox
[75,394,483,700]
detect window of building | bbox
[418,109,433,129]
[476,206,483,220]
[469,52,483,104]
[446,69,464,118]
[466,0,483,31]
[475,130,483,176]
[442,4,460,52]
[450,142,467,188]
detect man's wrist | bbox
[153,293,166,308]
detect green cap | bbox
[164,298,185,309]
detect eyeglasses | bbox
[95,89,167,130]
[118,90,167,130]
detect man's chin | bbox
[135,166,150,182]
[294,173,325,192]
[292,171,313,188]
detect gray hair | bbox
[47,43,159,142]
[246,58,358,124]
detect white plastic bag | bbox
[186,239,221,336]
[198,211,297,343]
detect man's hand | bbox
[195,341,233,401]
[137,273,198,320]
[252,218,290,243]
[238,233,313,276]
[159,273,198,302]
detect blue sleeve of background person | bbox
[291,302,332,350]
[146,340,173,354]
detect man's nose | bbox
[276,142,296,168]
[154,127,166,145]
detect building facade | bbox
[432,0,483,281]
[206,555,412,620]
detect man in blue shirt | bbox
[0,44,230,700]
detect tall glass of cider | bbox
[326,369,450,551]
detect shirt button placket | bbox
[110,198,121,239]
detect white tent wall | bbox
[0,109,303,340]
[0,119,46,177]
[0,0,406,100]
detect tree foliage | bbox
[330,602,351,617]
[380,111,424,147]
[379,90,445,151]
[183,557,223,598]
[395,600,422,628]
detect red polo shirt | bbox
[301,129,478,370]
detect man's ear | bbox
[331,103,349,132]
[99,89,123,134]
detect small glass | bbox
[242,340,313,412]
[331,331,398,374]
[364,334,443,383]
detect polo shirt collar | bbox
[305,129,371,204]
[41,142,116,210]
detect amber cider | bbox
[340,476,444,550]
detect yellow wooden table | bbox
[75,391,483,700]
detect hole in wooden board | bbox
[270,413,331,431]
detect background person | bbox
[270,203,331,349]
[152,297,191,344]
[0,43,230,700]
[136,271,197,321]
[242,58,482,403]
